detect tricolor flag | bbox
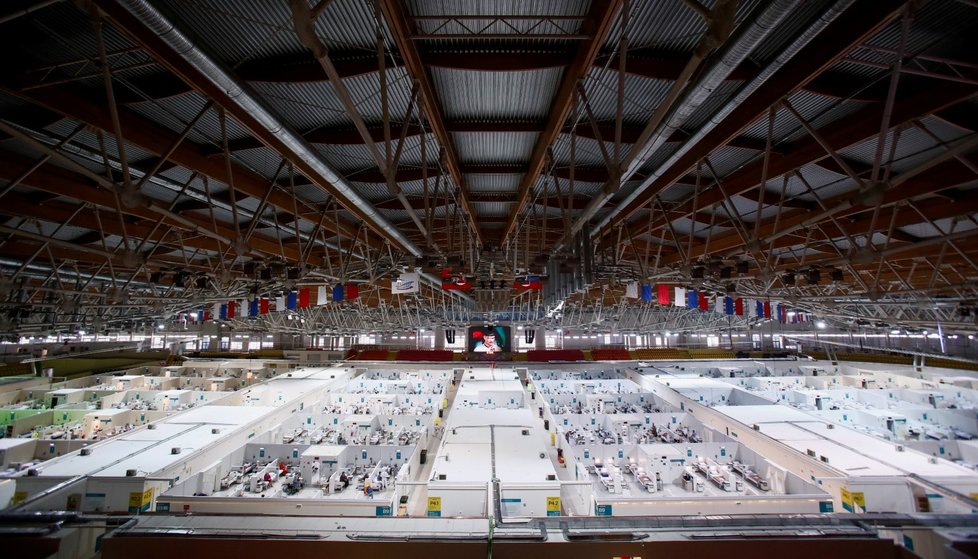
[441,270,472,291]
[687,289,698,309]
[513,275,544,290]
[249,298,259,317]
[392,272,420,294]
[286,291,297,310]
[219,303,228,321]
[657,284,670,305]
[724,296,734,316]
[756,300,764,318]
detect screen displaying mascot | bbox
[468,326,511,354]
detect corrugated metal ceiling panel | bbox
[839,125,972,175]
[430,67,563,120]
[581,70,673,120]
[14,2,137,69]
[548,135,612,167]
[453,131,539,164]
[249,81,348,130]
[127,91,252,144]
[466,174,521,192]
[156,0,300,66]
[741,89,842,141]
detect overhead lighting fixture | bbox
[816,321,827,329]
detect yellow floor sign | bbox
[128,488,153,513]
[427,496,441,517]
[841,488,865,513]
[546,496,561,517]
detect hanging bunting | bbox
[625,281,639,299]
[674,286,686,307]
[657,284,670,305]
[639,284,652,301]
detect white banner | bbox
[673,286,686,307]
[624,281,639,299]
[392,272,420,294]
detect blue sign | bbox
[819,501,834,513]
[376,506,392,517]
[595,504,613,516]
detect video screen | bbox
[467,326,512,354]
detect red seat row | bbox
[526,349,586,362]
[396,350,454,362]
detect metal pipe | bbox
[114,0,424,257]
[587,0,857,238]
